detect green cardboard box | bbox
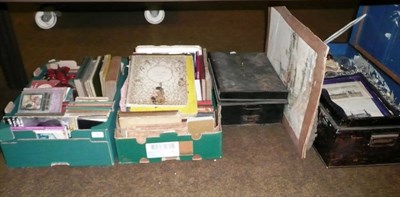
[0,59,125,168]
[0,114,117,167]
[115,52,222,164]
[114,107,223,164]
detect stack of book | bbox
[5,56,122,140]
[64,97,114,130]
[74,55,122,101]
[116,45,216,140]
[8,84,73,139]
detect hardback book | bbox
[74,56,92,97]
[74,96,109,102]
[125,54,198,116]
[67,101,114,108]
[30,80,60,88]
[99,54,112,97]
[65,98,113,112]
[135,45,202,55]
[197,100,213,113]
[103,56,122,101]
[64,108,111,119]
[83,56,103,97]
[135,45,206,101]
[118,110,182,129]
[66,103,114,114]
[202,48,212,101]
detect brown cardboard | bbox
[115,112,219,142]
[187,117,214,140]
[179,141,193,156]
[114,106,222,164]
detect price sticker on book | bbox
[145,142,180,158]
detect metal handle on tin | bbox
[243,106,261,111]
[241,114,260,123]
[368,134,399,147]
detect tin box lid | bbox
[349,5,400,83]
[209,52,288,103]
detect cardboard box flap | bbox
[349,5,400,85]
[0,123,14,142]
[266,6,328,158]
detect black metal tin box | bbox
[315,106,400,167]
[208,52,288,125]
[313,4,400,167]
[314,73,400,167]
[203,7,329,158]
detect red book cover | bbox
[30,80,60,88]
[196,52,205,80]
[197,100,212,106]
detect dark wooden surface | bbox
[0,4,28,88]
[0,0,359,89]
[0,0,352,3]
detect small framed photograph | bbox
[20,93,49,111]
[17,88,66,115]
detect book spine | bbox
[74,56,92,97]
[100,54,112,97]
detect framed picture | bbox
[17,88,66,115]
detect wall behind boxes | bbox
[3,2,355,87]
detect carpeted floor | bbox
[1,2,399,196]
